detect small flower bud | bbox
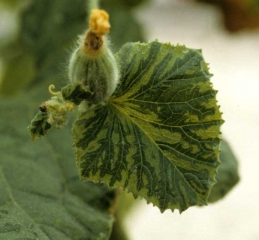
[68,9,119,105]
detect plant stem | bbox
[87,0,100,17]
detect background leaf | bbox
[73,41,223,213]
[0,53,36,97]
[0,0,146,97]
[0,94,115,240]
[208,139,240,203]
[0,0,127,239]
[0,0,87,97]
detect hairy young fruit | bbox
[68,9,119,104]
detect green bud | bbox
[68,9,119,104]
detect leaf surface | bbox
[208,140,239,203]
[0,96,115,240]
[73,41,223,213]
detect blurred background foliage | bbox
[0,0,241,239]
[197,0,259,31]
[0,0,146,97]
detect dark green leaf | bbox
[209,139,240,203]
[0,0,87,97]
[28,110,52,140]
[73,41,223,213]
[61,83,93,105]
[21,0,86,67]
[0,96,115,240]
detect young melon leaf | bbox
[73,41,223,213]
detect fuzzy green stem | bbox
[87,0,100,20]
